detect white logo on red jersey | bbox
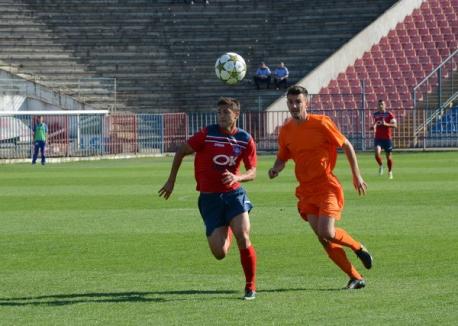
[213,154,237,166]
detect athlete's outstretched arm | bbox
[342,139,367,196]
[158,143,195,199]
[268,158,286,179]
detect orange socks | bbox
[331,228,361,251]
[325,242,362,280]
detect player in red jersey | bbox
[159,97,257,300]
[372,100,397,179]
[268,86,373,289]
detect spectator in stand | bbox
[273,62,289,90]
[253,62,271,90]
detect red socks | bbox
[239,245,257,291]
[387,157,393,172]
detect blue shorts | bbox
[198,187,253,236]
[374,139,393,153]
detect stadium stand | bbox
[314,0,457,112]
[0,0,397,112]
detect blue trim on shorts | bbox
[197,187,253,237]
[374,139,393,152]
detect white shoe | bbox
[378,165,384,176]
[388,171,393,179]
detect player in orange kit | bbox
[268,85,373,289]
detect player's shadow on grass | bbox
[0,290,238,307]
[259,287,346,293]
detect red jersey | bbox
[187,124,257,193]
[373,110,395,140]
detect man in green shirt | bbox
[32,115,48,165]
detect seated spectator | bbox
[273,62,289,90]
[253,62,272,89]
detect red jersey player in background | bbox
[159,97,257,300]
[372,99,397,179]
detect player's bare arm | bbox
[342,139,367,196]
[222,167,256,186]
[268,158,286,179]
[382,118,397,128]
[158,143,195,199]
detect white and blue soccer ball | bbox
[215,52,247,85]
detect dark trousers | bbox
[274,77,288,89]
[32,140,46,164]
[253,76,271,89]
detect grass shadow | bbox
[0,289,238,307]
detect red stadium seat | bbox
[436,41,448,49]
[338,79,349,87]
[421,63,434,73]
[384,85,396,94]
[404,49,417,59]
[415,48,428,57]
[396,57,408,65]
[328,86,339,94]
[351,86,362,94]
[397,29,408,37]
[390,71,402,79]
[404,15,414,24]
[399,63,411,72]
[337,72,347,81]
[384,57,397,66]
[363,58,375,66]
[372,51,383,59]
[398,35,410,44]
[347,72,358,81]
[415,21,428,29]
[356,70,369,80]
[409,34,422,43]
[429,27,441,36]
[401,43,414,51]
[339,86,351,94]
[404,22,416,30]
[373,86,385,95]
[346,66,356,74]
[389,100,402,109]
[439,47,451,58]
[377,64,389,73]
[348,79,360,87]
[382,78,395,87]
[381,49,394,58]
[374,57,385,66]
[368,70,380,79]
[420,34,434,42]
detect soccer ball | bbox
[215,52,247,85]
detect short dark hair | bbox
[378,99,385,104]
[217,97,240,112]
[287,85,308,97]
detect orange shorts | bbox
[295,179,344,221]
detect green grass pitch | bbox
[0,152,457,325]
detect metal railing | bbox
[1,108,457,161]
[413,49,458,148]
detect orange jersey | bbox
[277,114,346,187]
